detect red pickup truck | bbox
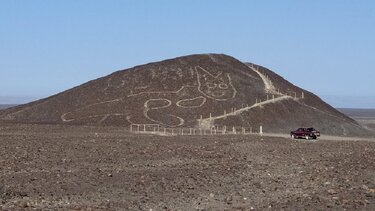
[290,128,320,140]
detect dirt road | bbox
[1,124,374,210]
[262,133,375,142]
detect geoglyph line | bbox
[195,66,237,101]
[176,96,207,108]
[60,98,122,122]
[127,86,188,97]
[61,113,127,123]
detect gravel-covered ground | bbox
[0,124,374,210]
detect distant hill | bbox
[0,104,17,110]
[338,108,375,132]
[337,108,375,118]
[0,54,372,136]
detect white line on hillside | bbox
[245,64,278,94]
[200,95,293,125]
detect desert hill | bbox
[0,54,371,136]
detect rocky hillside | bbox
[0,54,371,136]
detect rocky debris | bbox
[0,123,374,210]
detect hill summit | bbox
[0,54,370,136]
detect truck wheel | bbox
[305,135,309,140]
[291,134,295,139]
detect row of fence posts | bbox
[199,92,305,122]
[198,92,305,122]
[129,124,263,136]
[259,92,304,101]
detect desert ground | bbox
[0,123,374,210]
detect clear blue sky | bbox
[1,0,375,108]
